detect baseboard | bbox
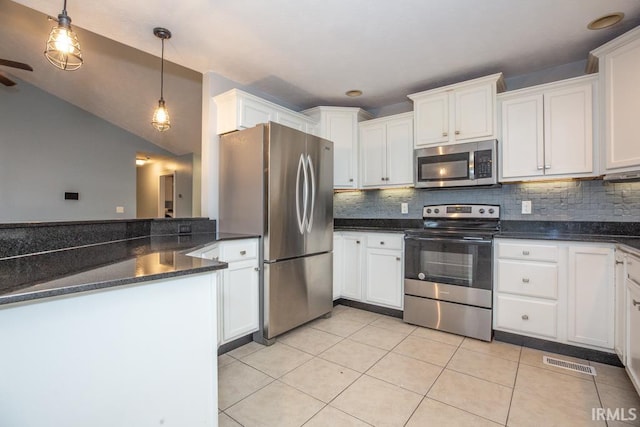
[217,333,254,356]
[334,298,403,319]
[494,330,623,367]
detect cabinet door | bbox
[239,97,274,129]
[500,95,545,179]
[455,84,494,141]
[386,117,414,185]
[333,234,344,300]
[365,248,403,309]
[276,111,306,132]
[325,112,358,188]
[604,36,640,170]
[626,279,640,392]
[544,84,593,176]
[221,260,259,342]
[360,123,387,187]
[615,252,627,363]
[341,235,364,300]
[414,93,449,146]
[567,245,614,349]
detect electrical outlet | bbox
[401,203,409,214]
[522,200,532,215]
[116,206,124,214]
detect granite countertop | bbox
[334,218,640,252]
[0,232,257,306]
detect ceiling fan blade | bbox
[0,59,33,72]
[0,73,17,87]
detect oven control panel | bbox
[422,204,500,219]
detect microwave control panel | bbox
[474,149,493,178]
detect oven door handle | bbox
[405,236,493,244]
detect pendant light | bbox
[151,27,171,132]
[44,0,83,71]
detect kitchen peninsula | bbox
[0,218,247,427]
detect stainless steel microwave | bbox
[414,140,497,188]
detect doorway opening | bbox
[158,171,175,218]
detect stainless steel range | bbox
[403,204,500,341]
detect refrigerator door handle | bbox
[306,154,315,233]
[295,154,305,234]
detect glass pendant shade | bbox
[44,9,83,71]
[152,99,171,131]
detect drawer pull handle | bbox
[240,250,247,255]
[522,314,529,320]
[633,299,640,307]
[522,251,530,255]
[616,260,624,265]
[455,130,460,135]
[522,278,530,283]
[442,132,448,137]
[254,267,260,271]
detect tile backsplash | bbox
[334,180,640,221]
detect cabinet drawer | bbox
[367,233,403,250]
[219,240,258,263]
[497,259,558,299]
[496,241,559,262]
[495,295,558,338]
[627,254,640,285]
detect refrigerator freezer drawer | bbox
[263,252,333,339]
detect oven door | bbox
[404,235,493,307]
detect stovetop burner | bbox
[406,204,501,237]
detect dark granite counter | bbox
[0,232,257,306]
[334,218,640,252]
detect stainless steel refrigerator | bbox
[219,122,333,342]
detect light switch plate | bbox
[401,203,408,214]
[522,200,532,214]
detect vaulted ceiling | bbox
[3,0,640,156]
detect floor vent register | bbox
[543,355,597,376]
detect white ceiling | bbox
[3,0,640,154]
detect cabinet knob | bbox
[522,314,529,320]
[254,267,260,271]
[356,240,360,244]
[522,278,530,283]
[455,130,460,135]
[442,132,448,137]
[380,241,385,245]
[240,250,247,255]
[396,257,401,261]
[349,178,354,182]
[522,250,530,256]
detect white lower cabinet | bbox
[333,234,344,300]
[614,251,627,364]
[494,238,615,352]
[626,273,640,393]
[334,231,404,310]
[567,245,614,349]
[191,238,260,346]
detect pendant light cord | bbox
[62,0,67,14]
[160,38,165,101]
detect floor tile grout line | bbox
[220,410,245,427]
[503,346,523,426]
[444,365,517,389]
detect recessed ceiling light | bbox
[588,12,624,30]
[345,90,363,97]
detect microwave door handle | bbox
[295,154,305,235]
[469,150,475,180]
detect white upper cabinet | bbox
[304,106,373,189]
[359,112,413,188]
[499,76,596,182]
[590,26,640,174]
[213,88,318,135]
[408,73,504,148]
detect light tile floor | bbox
[218,305,640,427]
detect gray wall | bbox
[0,79,171,222]
[335,180,640,222]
